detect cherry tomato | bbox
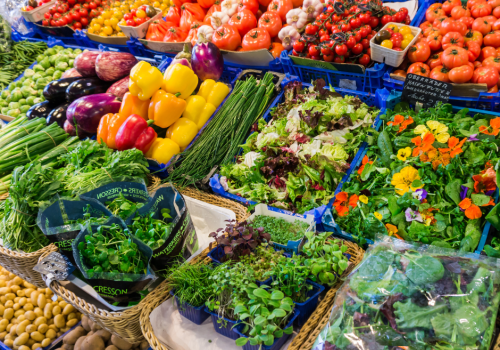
[293,40,305,52]
[361,38,370,49]
[309,45,320,56]
[359,53,370,65]
[352,43,363,54]
[346,36,356,49]
[305,24,318,35]
[335,43,348,56]
[381,15,393,26]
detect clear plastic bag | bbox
[0,0,31,36]
[0,14,11,53]
[311,235,500,350]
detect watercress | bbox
[126,208,172,250]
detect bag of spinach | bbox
[124,184,199,276]
[311,235,500,350]
[37,195,112,264]
[72,216,156,303]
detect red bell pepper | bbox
[115,114,157,154]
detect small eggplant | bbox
[47,103,70,128]
[66,78,112,102]
[64,120,91,139]
[26,101,56,120]
[43,77,82,102]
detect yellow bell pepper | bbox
[148,90,186,128]
[129,61,164,101]
[196,103,216,130]
[145,138,180,165]
[119,92,149,120]
[207,82,230,108]
[197,79,216,100]
[168,118,199,149]
[182,95,206,126]
[163,64,198,99]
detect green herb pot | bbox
[205,307,240,340]
[169,290,210,325]
[233,309,300,350]
[293,280,325,328]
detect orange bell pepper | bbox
[148,90,186,128]
[97,113,130,150]
[97,113,113,146]
[119,92,150,120]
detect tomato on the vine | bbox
[305,24,318,35]
[308,45,320,56]
[381,14,393,26]
[293,40,305,52]
[359,53,370,65]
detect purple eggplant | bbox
[26,101,56,120]
[47,103,71,128]
[66,93,121,133]
[170,44,192,69]
[74,51,100,77]
[61,68,82,79]
[106,76,129,99]
[95,52,138,82]
[66,78,112,102]
[191,34,223,81]
[43,77,82,102]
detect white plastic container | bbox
[21,0,54,23]
[118,8,162,39]
[370,22,421,67]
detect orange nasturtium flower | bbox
[438,136,467,158]
[412,133,435,157]
[419,146,451,170]
[473,171,497,193]
[357,155,373,175]
[333,192,358,217]
[459,198,482,219]
[387,114,414,133]
[479,117,500,136]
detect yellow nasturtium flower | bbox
[391,166,424,195]
[414,121,450,143]
[397,147,412,161]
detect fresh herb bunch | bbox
[317,240,500,350]
[248,215,309,245]
[63,204,107,226]
[239,245,283,281]
[106,193,145,220]
[127,209,172,250]
[266,255,311,303]
[77,224,148,278]
[205,262,241,322]
[302,232,349,286]
[169,261,216,308]
[209,219,271,262]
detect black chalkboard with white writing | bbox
[402,73,452,108]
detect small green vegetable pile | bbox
[106,193,145,220]
[63,204,108,227]
[126,209,173,250]
[248,215,310,245]
[78,223,148,278]
[0,45,80,118]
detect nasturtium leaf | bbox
[270,290,284,300]
[234,305,248,314]
[239,313,251,320]
[472,193,491,207]
[249,338,259,346]
[253,288,271,299]
[273,309,287,317]
[284,326,293,334]
[264,335,274,346]
[274,329,283,338]
[254,316,266,325]
[235,338,248,346]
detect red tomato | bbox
[257,11,281,38]
[440,18,467,36]
[427,34,443,51]
[484,31,500,47]
[305,24,318,35]
[166,4,181,25]
[448,64,474,82]
[488,84,499,92]
[80,17,88,26]
[72,11,80,21]
[426,8,446,22]
[481,46,498,60]
[442,46,469,68]
[466,41,482,61]
[241,27,270,51]
[381,15,392,26]
[483,56,500,71]
[352,43,363,54]
[369,16,379,28]
[334,55,345,63]
[472,18,492,35]
[346,36,356,49]
[420,21,433,31]
[458,16,475,29]
[429,3,443,11]
[293,40,304,52]
[359,53,370,65]
[79,8,88,17]
[266,0,291,22]
[489,0,500,8]
[408,41,431,62]
[361,38,370,49]
[442,31,465,49]
[483,15,497,25]
[494,5,500,16]
[308,45,320,56]
[443,0,461,14]
[335,43,347,56]
[213,24,241,50]
[430,65,451,82]
[229,9,256,37]
[89,2,96,9]
[464,29,484,46]
[472,66,500,87]
[427,53,443,69]
[471,2,492,17]
[162,27,187,42]
[408,62,431,77]
[424,27,440,37]
[468,0,487,9]
[74,21,82,29]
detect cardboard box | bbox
[86,32,129,45]
[389,74,489,97]
[118,8,162,39]
[21,0,55,23]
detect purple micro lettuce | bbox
[405,208,423,223]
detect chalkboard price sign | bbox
[402,73,452,108]
[332,32,346,42]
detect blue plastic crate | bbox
[281,50,388,93]
[323,91,500,252]
[205,307,241,340]
[170,290,211,325]
[233,309,299,350]
[210,84,388,226]
[294,280,325,328]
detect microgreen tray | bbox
[169,290,210,325]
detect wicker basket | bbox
[37,185,249,345]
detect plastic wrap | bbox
[0,0,33,36]
[0,15,11,53]
[311,235,500,350]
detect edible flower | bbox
[385,223,398,235]
[397,147,412,161]
[468,134,479,142]
[359,195,368,204]
[438,136,466,158]
[391,166,424,195]
[414,120,450,143]
[479,117,500,136]
[459,198,482,219]
[357,155,373,175]
[473,170,497,194]
[333,192,358,217]
[405,208,423,222]
[419,146,451,170]
[411,133,435,156]
[413,189,428,202]
[374,211,382,220]
[387,114,414,133]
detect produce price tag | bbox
[402,73,452,109]
[33,252,75,281]
[333,2,345,13]
[346,0,354,4]
[332,32,346,43]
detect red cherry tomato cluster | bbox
[123,5,152,26]
[41,0,106,28]
[396,0,500,91]
[291,0,409,66]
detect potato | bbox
[13,303,20,311]
[66,319,78,328]
[59,301,68,309]
[0,331,7,340]
[17,315,26,323]
[4,333,13,340]
[56,332,62,338]
[16,320,30,335]
[48,318,54,325]
[44,303,53,319]
[16,290,25,298]
[14,332,29,346]
[67,313,77,321]
[13,296,21,303]
[25,325,36,334]
[38,324,49,334]
[63,327,86,345]
[6,293,16,301]
[74,336,86,350]
[26,338,35,347]
[53,314,65,329]
[9,324,17,335]
[6,324,12,332]
[94,330,111,343]
[30,292,39,306]
[34,317,47,327]
[61,344,74,350]
[60,326,71,333]
[41,338,51,347]
[105,346,119,350]
[34,308,43,317]
[11,285,21,294]
[81,316,90,332]
[90,321,101,332]
[110,335,132,350]
[4,339,14,347]
[48,324,57,331]
[5,300,13,308]
[81,334,105,350]
[0,296,6,304]
[52,305,62,316]
[0,318,8,331]
[46,328,56,339]
[0,304,5,316]
[14,310,25,317]
[0,287,11,295]
[31,344,41,350]
[18,346,30,350]
[37,294,46,310]
[30,331,44,342]
[4,307,14,320]
[62,305,75,316]
[24,311,35,321]
[23,303,33,312]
